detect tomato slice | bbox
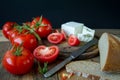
[68,35,80,46]
[47,33,64,44]
[33,45,59,63]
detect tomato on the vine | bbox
[68,35,80,46]
[12,33,38,52]
[33,45,59,63]
[8,28,19,42]
[2,46,34,75]
[2,22,16,39]
[31,16,52,38]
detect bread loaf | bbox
[98,33,120,72]
[66,61,120,80]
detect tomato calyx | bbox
[34,16,46,29]
[14,25,24,34]
[35,16,42,28]
[38,62,48,74]
[12,45,23,56]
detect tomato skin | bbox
[2,22,16,39]
[8,28,19,43]
[68,35,80,46]
[31,16,52,38]
[36,25,52,38]
[2,47,34,75]
[47,33,64,44]
[12,33,38,52]
[33,45,59,63]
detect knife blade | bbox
[44,38,98,78]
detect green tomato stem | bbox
[37,62,48,74]
[23,25,41,44]
[13,45,23,56]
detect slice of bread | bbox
[66,61,120,80]
[98,33,120,72]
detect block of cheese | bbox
[61,21,95,42]
[61,21,84,36]
[77,26,95,42]
[98,33,120,72]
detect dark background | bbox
[0,0,120,29]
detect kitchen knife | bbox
[44,38,98,77]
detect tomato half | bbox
[33,45,59,63]
[2,47,34,75]
[68,35,80,46]
[47,33,64,44]
[12,33,38,52]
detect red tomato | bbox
[33,45,59,63]
[9,28,28,43]
[12,33,38,52]
[31,16,52,38]
[47,33,64,44]
[8,28,19,42]
[2,22,16,39]
[68,35,80,46]
[2,47,34,75]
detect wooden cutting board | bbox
[42,39,99,60]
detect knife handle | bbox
[44,56,73,78]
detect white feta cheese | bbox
[61,21,84,36]
[77,26,95,42]
[61,21,95,42]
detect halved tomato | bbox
[68,35,80,46]
[33,45,59,63]
[47,33,64,44]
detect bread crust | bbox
[102,33,120,72]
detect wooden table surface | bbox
[0,29,120,80]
